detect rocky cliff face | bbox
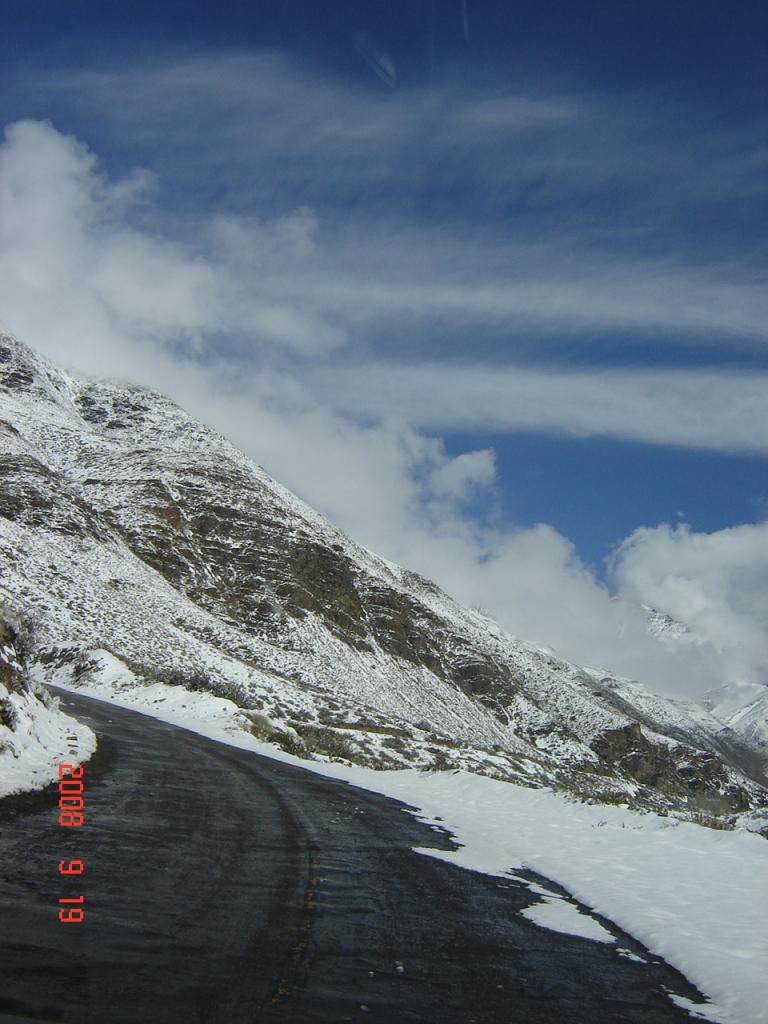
[0,616,26,709]
[1,329,766,818]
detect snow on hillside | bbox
[727,692,768,754]
[49,675,768,1024]
[0,682,95,799]
[644,606,694,643]
[1,326,766,815]
[0,597,96,799]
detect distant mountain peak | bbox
[643,605,692,640]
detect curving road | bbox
[0,690,709,1024]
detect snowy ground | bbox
[0,684,96,800]
[26,661,768,1024]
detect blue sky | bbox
[0,1,766,695]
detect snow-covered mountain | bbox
[644,605,694,643]
[719,689,768,755]
[1,329,766,818]
[642,605,768,756]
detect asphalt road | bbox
[0,690,711,1024]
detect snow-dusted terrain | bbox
[0,681,95,800]
[702,682,768,756]
[0,592,95,798]
[725,693,768,754]
[1,328,765,819]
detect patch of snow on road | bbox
[617,947,648,964]
[667,991,727,1021]
[520,896,615,943]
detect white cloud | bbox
[429,448,496,501]
[10,52,768,347]
[0,120,218,365]
[0,120,347,361]
[0,116,766,704]
[613,521,768,685]
[314,362,768,453]
[28,52,767,209]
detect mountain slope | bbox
[1,329,766,817]
[725,692,768,755]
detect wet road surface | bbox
[0,690,711,1023]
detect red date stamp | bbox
[57,759,85,923]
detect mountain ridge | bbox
[1,329,766,821]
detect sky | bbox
[0,1,766,703]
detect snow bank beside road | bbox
[0,685,96,800]
[352,770,766,1024]
[50,667,767,1024]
